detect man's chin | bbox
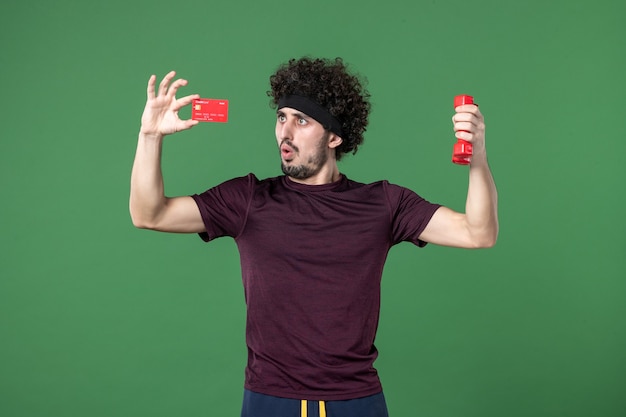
[281,163,314,180]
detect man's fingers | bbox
[452,105,485,144]
[173,93,200,112]
[452,114,478,129]
[454,103,479,113]
[454,121,475,133]
[452,110,482,126]
[149,70,193,103]
[173,119,199,133]
[166,78,189,100]
[455,130,474,141]
[158,70,176,97]
[179,119,199,131]
[147,74,156,100]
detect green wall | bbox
[1,0,624,416]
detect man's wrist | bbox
[470,150,489,167]
[138,130,164,142]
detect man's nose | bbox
[278,120,293,140]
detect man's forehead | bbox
[278,107,313,119]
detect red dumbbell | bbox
[452,95,475,165]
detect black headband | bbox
[277,95,344,138]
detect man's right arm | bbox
[129,71,205,233]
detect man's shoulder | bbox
[220,173,280,186]
[344,176,401,191]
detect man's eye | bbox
[298,118,307,125]
[278,115,286,122]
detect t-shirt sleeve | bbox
[190,174,253,242]
[385,182,441,247]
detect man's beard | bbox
[280,132,330,180]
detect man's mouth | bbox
[280,141,297,161]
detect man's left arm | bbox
[419,104,498,248]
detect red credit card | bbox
[191,98,229,122]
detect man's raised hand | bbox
[140,71,199,137]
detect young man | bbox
[130,57,498,417]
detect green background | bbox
[1,0,624,416]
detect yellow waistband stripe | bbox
[301,399,326,417]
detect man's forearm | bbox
[465,154,499,247]
[129,133,167,228]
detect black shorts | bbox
[241,389,389,417]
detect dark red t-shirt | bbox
[192,174,440,400]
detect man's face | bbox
[275,107,333,181]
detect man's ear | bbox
[328,133,343,149]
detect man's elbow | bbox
[473,230,498,249]
[468,224,498,249]
[475,236,497,249]
[129,207,158,230]
[131,214,152,230]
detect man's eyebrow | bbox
[277,109,311,119]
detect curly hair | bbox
[268,57,371,161]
